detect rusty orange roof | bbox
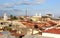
[10,30,17,33]
[19,21,57,29]
[47,21,57,26]
[20,21,51,28]
[13,33,20,36]
[44,28,60,34]
[12,33,24,36]
[0,33,3,36]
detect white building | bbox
[42,33,60,38]
[3,13,8,21]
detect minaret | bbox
[35,13,38,16]
[53,14,54,17]
[39,13,41,17]
[4,13,8,21]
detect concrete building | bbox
[31,13,41,22]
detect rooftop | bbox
[44,28,60,34]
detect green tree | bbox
[13,16,18,20]
[20,17,24,20]
[30,19,33,22]
[10,15,14,20]
[10,15,18,20]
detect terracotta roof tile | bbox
[44,28,60,34]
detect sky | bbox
[0,0,60,17]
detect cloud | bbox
[14,0,45,5]
[23,0,45,5]
[0,3,14,8]
[33,0,45,4]
[0,0,45,9]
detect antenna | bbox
[25,9,27,16]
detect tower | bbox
[4,13,8,21]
